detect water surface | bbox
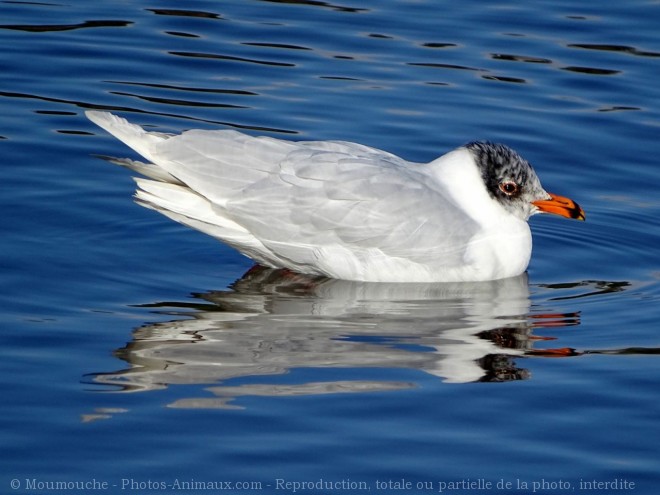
[2,0,660,493]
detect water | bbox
[2,0,660,493]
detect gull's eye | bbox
[499,181,519,196]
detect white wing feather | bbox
[87,111,489,282]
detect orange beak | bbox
[533,193,585,221]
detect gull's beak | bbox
[533,192,586,221]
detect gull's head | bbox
[465,141,585,222]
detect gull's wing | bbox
[150,129,478,269]
[87,112,479,280]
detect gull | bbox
[86,111,584,283]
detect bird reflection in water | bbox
[86,269,640,410]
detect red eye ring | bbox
[499,181,519,196]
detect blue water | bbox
[2,0,660,493]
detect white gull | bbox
[86,111,584,283]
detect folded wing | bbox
[87,111,478,280]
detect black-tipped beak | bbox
[533,193,586,221]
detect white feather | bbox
[86,111,532,282]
